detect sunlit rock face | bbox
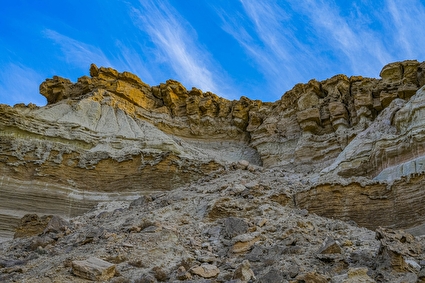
[251,60,425,172]
[1,60,425,240]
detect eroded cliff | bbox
[1,60,425,240]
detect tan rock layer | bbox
[0,176,141,240]
[0,140,222,192]
[295,173,425,230]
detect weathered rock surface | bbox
[1,60,425,239]
[2,60,425,281]
[13,214,52,239]
[0,163,424,282]
[72,257,116,281]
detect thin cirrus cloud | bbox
[43,29,112,69]
[216,0,319,96]
[386,0,425,59]
[284,0,425,76]
[129,0,231,97]
[217,0,380,97]
[0,63,46,106]
[113,40,155,84]
[289,0,392,75]
[43,29,154,85]
[217,0,425,95]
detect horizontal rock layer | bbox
[1,60,425,238]
[296,173,425,230]
[0,176,140,239]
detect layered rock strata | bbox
[1,60,425,241]
[295,85,425,231]
[295,173,425,230]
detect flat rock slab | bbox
[72,257,115,281]
[190,264,220,278]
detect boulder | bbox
[72,257,116,281]
[233,260,256,281]
[190,264,220,278]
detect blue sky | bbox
[1,0,425,106]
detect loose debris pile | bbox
[2,167,425,282]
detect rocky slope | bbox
[2,166,425,282]
[1,60,425,282]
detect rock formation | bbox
[1,60,425,281]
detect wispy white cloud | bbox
[43,29,112,69]
[130,0,231,96]
[385,0,425,59]
[0,63,46,106]
[288,0,393,76]
[216,0,316,96]
[218,0,425,93]
[43,29,155,85]
[114,40,155,84]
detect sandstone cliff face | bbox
[252,60,425,171]
[1,60,425,241]
[2,60,425,282]
[36,60,425,173]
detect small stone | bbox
[197,255,217,263]
[136,274,156,283]
[237,160,249,170]
[376,227,421,272]
[232,236,261,253]
[296,271,328,283]
[405,259,421,272]
[152,266,168,282]
[231,184,247,194]
[72,257,115,281]
[297,221,314,231]
[258,269,285,283]
[222,217,248,239]
[247,164,259,172]
[129,260,145,268]
[190,264,220,278]
[129,226,141,232]
[28,235,55,251]
[129,195,151,209]
[244,181,258,189]
[318,237,342,254]
[257,218,268,227]
[43,215,69,234]
[233,260,255,281]
[177,266,192,280]
[142,225,162,233]
[286,263,299,278]
[232,232,260,243]
[342,267,375,283]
